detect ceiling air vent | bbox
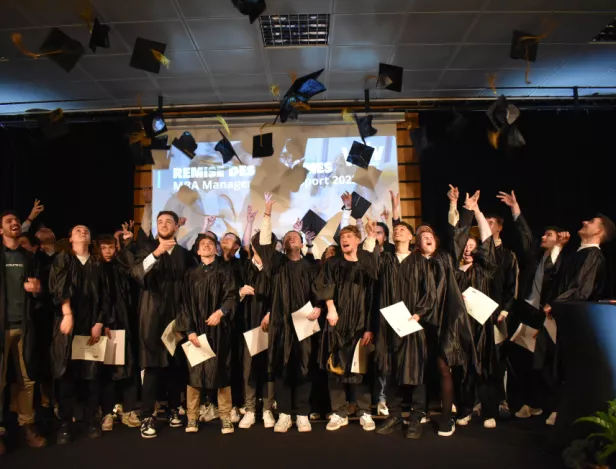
[259,14,330,47]
[591,16,616,43]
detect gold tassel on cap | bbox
[341,108,354,123]
[12,33,62,59]
[269,84,280,100]
[488,130,499,149]
[79,4,94,32]
[486,73,498,97]
[151,50,171,68]
[289,71,297,84]
[216,115,231,138]
[291,102,310,111]
[519,20,557,85]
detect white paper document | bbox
[243,327,269,357]
[351,340,375,374]
[291,302,321,342]
[161,320,180,356]
[72,335,108,362]
[104,330,126,365]
[510,324,538,353]
[462,287,499,325]
[181,334,216,367]
[494,325,508,345]
[380,302,423,338]
[544,318,557,344]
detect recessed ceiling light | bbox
[260,14,330,47]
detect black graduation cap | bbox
[377,63,403,93]
[215,130,243,165]
[232,0,267,24]
[356,114,377,143]
[346,141,374,169]
[300,209,327,236]
[39,28,84,73]
[172,131,198,159]
[278,69,327,123]
[510,30,539,62]
[150,135,171,150]
[252,132,273,158]
[486,95,509,130]
[35,108,70,139]
[129,37,167,74]
[130,141,154,165]
[142,111,167,138]
[89,18,110,53]
[351,192,371,219]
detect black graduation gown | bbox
[376,251,435,386]
[101,257,137,381]
[176,260,237,388]
[49,252,109,380]
[0,246,40,382]
[253,234,320,383]
[491,244,519,315]
[313,253,377,384]
[129,242,197,368]
[32,250,55,380]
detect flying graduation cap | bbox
[355,114,377,142]
[351,191,371,219]
[172,131,198,159]
[142,110,167,139]
[252,132,274,158]
[486,96,525,149]
[300,209,327,237]
[377,63,403,93]
[215,130,244,164]
[38,28,85,73]
[231,0,267,23]
[345,112,378,169]
[130,37,169,74]
[276,69,327,123]
[89,18,110,53]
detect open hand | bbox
[341,191,352,209]
[389,190,400,211]
[447,184,459,203]
[28,199,45,220]
[464,190,480,212]
[497,191,517,208]
[365,218,377,237]
[143,187,153,204]
[305,230,316,244]
[380,206,390,222]
[246,205,258,222]
[293,218,303,232]
[264,193,275,214]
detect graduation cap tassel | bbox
[486,73,498,97]
[79,4,94,32]
[291,102,310,111]
[11,33,62,59]
[488,130,499,149]
[269,84,280,100]
[150,49,171,68]
[524,47,532,84]
[341,108,354,123]
[215,115,231,138]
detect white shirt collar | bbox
[252,257,263,271]
[459,263,472,272]
[76,254,90,265]
[167,246,175,255]
[578,243,600,252]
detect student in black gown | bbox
[253,193,321,434]
[314,223,378,433]
[97,230,141,431]
[129,211,197,438]
[176,234,237,435]
[374,220,435,440]
[49,225,108,444]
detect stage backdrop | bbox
[151,123,400,255]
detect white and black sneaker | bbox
[185,419,199,433]
[437,417,456,437]
[169,409,183,428]
[141,417,157,439]
[221,418,234,435]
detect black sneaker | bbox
[88,421,102,439]
[437,417,456,437]
[375,416,402,435]
[169,409,183,428]
[221,418,234,435]
[57,421,72,445]
[405,420,422,439]
[141,417,157,439]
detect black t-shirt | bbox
[4,247,27,329]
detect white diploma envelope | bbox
[351,340,375,374]
[243,326,269,357]
[161,320,180,356]
[291,302,321,342]
[380,302,423,338]
[462,287,499,325]
[494,325,508,345]
[71,335,108,362]
[510,324,538,353]
[104,330,126,366]
[181,334,216,367]
[544,318,557,344]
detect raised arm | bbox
[242,205,258,254]
[447,184,460,227]
[497,190,532,256]
[22,199,45,233]
[390,190,401,225]
[141,188,153,237]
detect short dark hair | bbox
[19,232,39,247]
[0,210,20,225]
[206,230,218,241]
[396,221,415,236]
[598,213,616,244]
[97,234,117,246]
[485,214,504,227]
[223,232,242,247]
[196,233,219,249]
[544,225,564,235]
[376,222,390,240]
[157,211,179,224]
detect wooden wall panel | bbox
[397,113,421,228]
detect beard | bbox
[158,232,175,241]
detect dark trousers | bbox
[455,368,500,421]
[328,374,370,418]
[142,367,182,418]
[387,382,426,422]
[57,377,100,424]
[101,372,139,415]
[508,345,552,412]
[309,369,331,415]
[274,377,311,416]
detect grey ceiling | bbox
[1,0,616,115]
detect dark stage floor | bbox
[2,415,562,469]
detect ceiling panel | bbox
[436,68,557,89]
[0,104,27,114]
[42,81,111,100]
[547,13,614,43]
[541,66,615,86]
[113,21,195,51]
[80,55,147,80]
[592,69,616,87]
[19,59,92,82]
[407,0,486,11]
[485,0,561,11]
[187,18,262,50]
[400,13,477,43]
[431,89,483,97]
[449,45,526,70]
[0,83,62,103]
[176,0,244,18]
[148,50,206,78]
[466,13,545,43]
[477,88,533,97]
[0,28,54,60]
[0,1,34,29]
[329,46,391,72]
[267,47,328,74]
[14,0,84,27]
[93,0,180,22]
[99,78,159,98]
[556,0,616,12]
[331,14,406,46]
[392,45,457,70]
[263,0,333,15]
[378,89,434,98]
[334,0,408,14]
[326,71,373,94]
[200,49,265,74]
[212,74,270,96]
[0,61,36,85]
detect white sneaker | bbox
[239,411,256,429]
[452,403,457,414]
[546,412,557,426]
[309,413,321,420]
[274,413,292,433]
[263,410,276,429]
[102,414,114,431]
[296,415,312,432]
[113,403,124,421]
[360,414,376,431]
[515,405,543,419]
[326,413,349,431]
[185,419,199,433]
[122,411,141,428]
[200,404,219,423]
[456,414,472,426]
[377,402,389,416]
[230,407,241,423]
[239,406,247,415]
[420,413,431,424]
[484,418,496,429]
